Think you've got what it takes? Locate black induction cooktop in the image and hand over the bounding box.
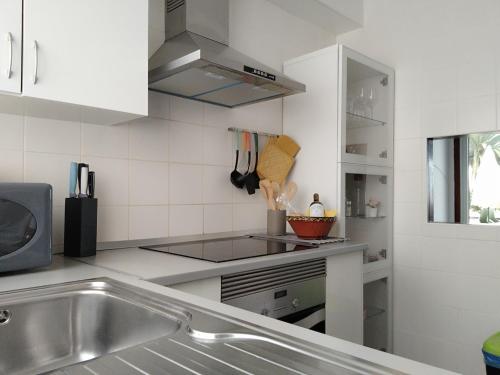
[139,236,319,263]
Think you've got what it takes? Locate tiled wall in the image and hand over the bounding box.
[0,92,282,247]
[338,0,500,373]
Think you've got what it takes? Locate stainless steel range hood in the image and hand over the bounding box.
[148,0,306,108]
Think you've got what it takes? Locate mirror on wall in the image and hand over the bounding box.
[427,131,500,224]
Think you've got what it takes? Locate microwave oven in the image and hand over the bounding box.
[0,183,52,273]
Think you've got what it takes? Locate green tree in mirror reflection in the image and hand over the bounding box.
[468,133,500,224]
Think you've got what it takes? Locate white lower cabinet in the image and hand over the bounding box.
[325,251,364,344]
[169,277,222,302]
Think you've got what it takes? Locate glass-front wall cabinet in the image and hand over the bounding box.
[339,47,394,167]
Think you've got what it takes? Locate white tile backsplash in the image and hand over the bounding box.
[25,116,81,155]
[129,160,169,205]
[457,95,496,134]
[169,163,203,205]
[129,117,169,161]
[52,205,65,246]
[393,235,422,268]
[422,66,457,104]
[421,100,456,137]
[203,204,233,234]
[168,121,203,164]
[84,156,129,206]
[0,113,23,150]
[394,202,422,235]
[82,123,129,159]
[203,126,233,166]
[233,98,282,134]
[420,237,460,273]
[395,138,422,171]
[24,152,80,204]
[169,205,204,236]
[394,106,420,140]
[394,170,422,203]
[0,149,23,182]
[203,165,233,204]
[97,206,129,242]
[458,60,496,99]
[0,89,276,245]
[233,203,267,231]
[170,96,204,125]
[204,103,232,128]
[129,205,169,239]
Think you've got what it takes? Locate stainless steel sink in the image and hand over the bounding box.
[0,279,402,375]
[0,280,187,375]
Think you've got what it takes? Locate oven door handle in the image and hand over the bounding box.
[293,307,325,330]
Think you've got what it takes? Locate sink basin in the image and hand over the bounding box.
[0,279,401,375]
[0,280,186,375]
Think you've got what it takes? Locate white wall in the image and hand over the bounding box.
[338,0,500,373]
[229,0,337,72]
[0,1,335,249]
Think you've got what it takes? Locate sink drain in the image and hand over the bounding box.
[0,310,11,325]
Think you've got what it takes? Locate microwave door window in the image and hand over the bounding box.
[0,199,37,256]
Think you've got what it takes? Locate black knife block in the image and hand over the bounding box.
[64,197,98,257]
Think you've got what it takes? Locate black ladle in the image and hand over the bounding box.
[235,132,252,188]
[245,133,260,195]
[230,131,243,188]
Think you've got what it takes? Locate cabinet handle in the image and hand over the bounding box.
[5,32,12,79]
[32,40,38,85]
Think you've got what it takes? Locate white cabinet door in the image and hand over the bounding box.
[325,251,364,344]
[22,0,148,116]
[0,0,22,94]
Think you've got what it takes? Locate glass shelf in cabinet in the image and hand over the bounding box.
[364,305,386,320]
[346,112,386,129]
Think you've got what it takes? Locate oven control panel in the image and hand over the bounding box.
[224,276,325,320]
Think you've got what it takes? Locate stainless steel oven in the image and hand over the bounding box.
[222,258,326,333]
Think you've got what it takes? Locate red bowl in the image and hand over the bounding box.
[287,216,336,239]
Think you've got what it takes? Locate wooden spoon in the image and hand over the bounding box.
[259,180,271,209]
[260,179,275,210]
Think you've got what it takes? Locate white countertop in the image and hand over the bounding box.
[0,237,457,375]
[76,238,367,285]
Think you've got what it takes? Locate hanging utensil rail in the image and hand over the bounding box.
[228,127,280,138]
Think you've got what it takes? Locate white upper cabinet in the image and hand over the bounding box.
[0,0,22,94]
[20,0,148,121]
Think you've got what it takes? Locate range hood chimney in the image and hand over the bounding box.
[148,0,306,108]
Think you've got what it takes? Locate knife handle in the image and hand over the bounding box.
[78,165,89,198]
[69,162,78,197]
[88,171,95,199]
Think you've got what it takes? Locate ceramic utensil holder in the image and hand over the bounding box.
[267,209,286,236]
[64,197,98,257]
